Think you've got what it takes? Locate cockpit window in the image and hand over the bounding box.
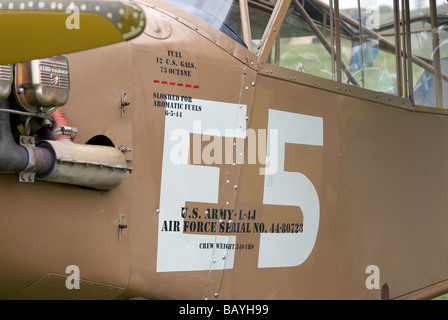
[164,0,448,109]
[255,0,448,109]
[163,0,247,47]
[407,1,448,108]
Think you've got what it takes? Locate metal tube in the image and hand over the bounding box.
[257,0,292,67]
[401,0,408,98]
[430,0,443,108]
[393,0,403,97]
[323,11,327,37]
[0,99,128,189]
[307,0,448,83]
[275,30,280,66]
[329,0,335,81]
[357,0,365,88]
[239,0,253,51]
[37,140,129,190]
[0,99,29,173]
[405,0,414,103]
[0,99,53,179]
[292,0,359,86]
[334,0,342,82]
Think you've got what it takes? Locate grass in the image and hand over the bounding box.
[432,293,448,300]
[274,40,402,93]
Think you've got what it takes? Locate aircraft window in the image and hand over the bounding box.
[165,0,447,108]
[163,0,247,47]
[246,4,333,77]
[246,7,273,53]
[407,1,448,108]
[255,0,447,109]
[338,1,399,94]
[260,1,400,92]
[274,7,335,80]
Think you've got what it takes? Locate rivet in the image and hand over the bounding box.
[156,209,160,214]
[234,185,238,190]
[214,293,219,298]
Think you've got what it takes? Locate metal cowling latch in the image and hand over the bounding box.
[118,214,127,241]
[120,91,130,117]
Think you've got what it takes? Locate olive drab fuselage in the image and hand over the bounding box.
[1,0,448,300]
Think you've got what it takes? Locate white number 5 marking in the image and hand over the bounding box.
[258,109,323,268]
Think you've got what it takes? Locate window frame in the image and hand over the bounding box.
[248,0,448,113]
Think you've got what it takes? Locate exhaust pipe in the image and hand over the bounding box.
[0,99,130,190]
[37,139,129,190]
[0,99,29,172]
[0,56,130,190]
[0,99,52,175]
